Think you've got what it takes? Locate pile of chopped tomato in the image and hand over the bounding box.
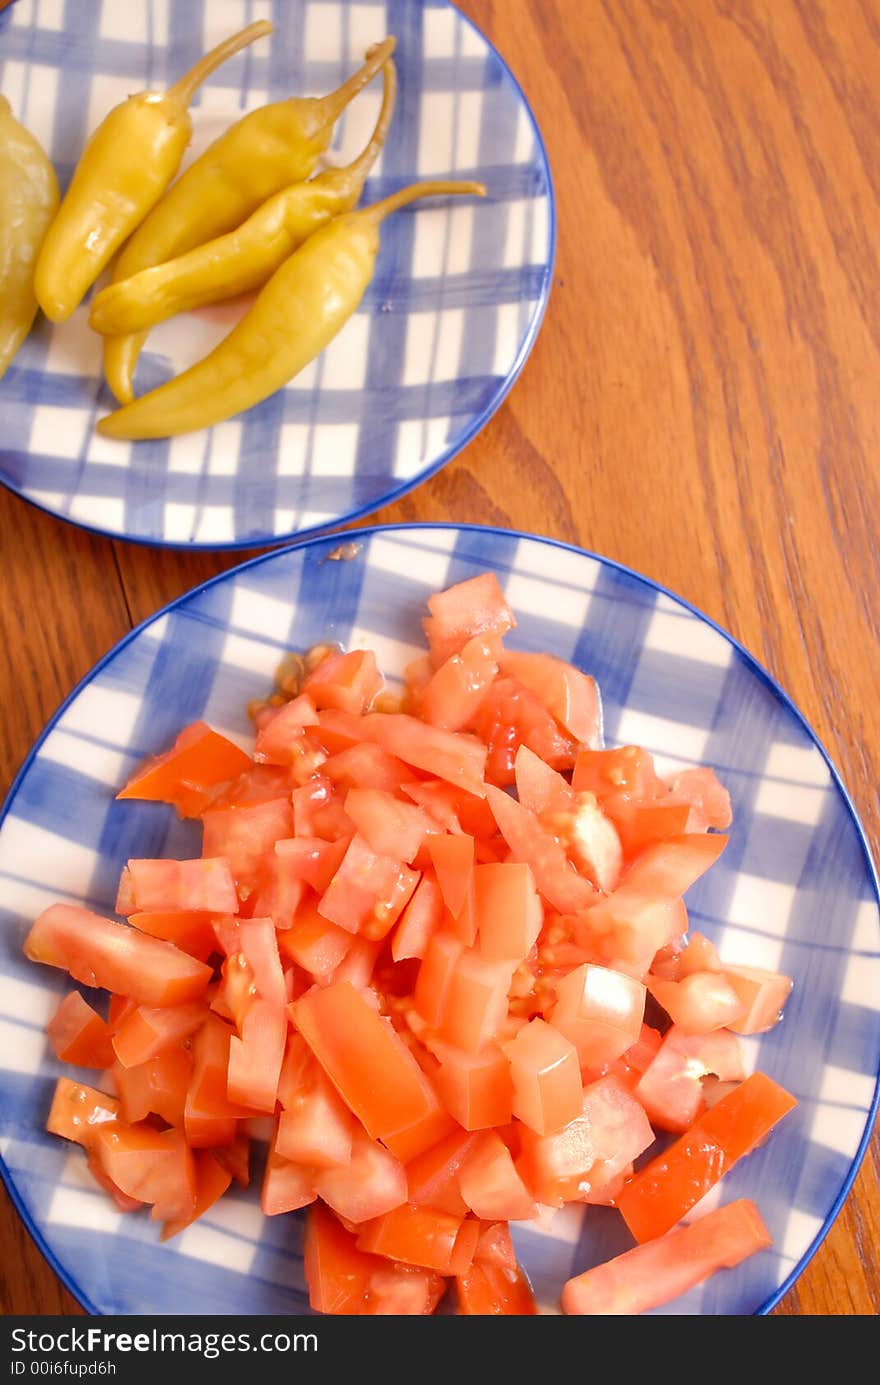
[27,572,796,1315]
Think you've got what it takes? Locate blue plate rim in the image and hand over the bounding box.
[0,0,557,553]
[1,520,877,1316]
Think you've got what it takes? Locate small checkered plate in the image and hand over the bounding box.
[1,525,877,1314]
[0,1,553,548]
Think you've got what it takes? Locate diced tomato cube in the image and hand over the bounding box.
[504,1018,582,1136]
[613,801,692,860]
[420,634,500,731]
[647,970,746,1035]
[457,1131,537,1221]
[575,891,687,969]
[500,651,602,747]
[345,788,433,863]
[253,694,319,766]
[46,1078,120,1147]
[111,1001,206,1069]
[406,1129,479,1216]
[414,931,464,1027]
[457,1260,537,1315]
[303,649,384,715]
[318,833,407,937]
[201,799,294,885]
[722,964,794,1034]
[562,1199,771,1315]
[433,1042,514,1130]
[161,1150,232,1240]
[362,714,488,798]
[423,573,515,668]
[357,1202,468,1274]
[475,677,578,785]
[474,1220,517,1269]
[276,1063,353,1168]
[293,981,443,1147]
[474,862,543,962]
[278,898,353,980]
[116,858,238,915]
[323,742,412,792]
[438,949,515,1054]
[634,1025,745,1133]
[543,792,623,894]
[668,767,733,831]
[551,963,646,1070]
[227,997,286,1113]
[48,992,114,1069]
[572,745,666,806]
[304,1201,373,1313]
[93,1123,196,1223]
[392,873,444,962]
[485,785,595,915]
[314,1127,408,1223]
[113,1046,191,1126]
[129,911,217,962]
[260,1149,316,1216]
[623,833,728,897]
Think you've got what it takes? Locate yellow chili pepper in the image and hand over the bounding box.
[89,58,397,339]
[33,20,272,323]
[0,97,59,381]
[102,37,396,406]
[96,179,486,441]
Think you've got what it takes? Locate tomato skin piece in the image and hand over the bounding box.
[618,1072,797,1242]
[423,573,515,668]
[129,911,217,962]
[474,862,543,963]
[111,1001,206,1069]
[500,651,602,748]
[392,873,444,962]
[420,634,500,732]
[504,1018,582,1137]
[48,992,115,1069]
[117,722,252,816]
[457,1131,537,1221]
[46,1078,120,1147]
[551,963,646,1070]
[646,971,745,1035]
[433,1043,514,1130]
[161,1150,232,1240]
[722,964,793,1035]
[562,1198,771,1315]
[314,1127,408,1224]
[356,1202,466,1274]
[457,1260,537,1315]
[303,649,384,715]
[228,997,286,1113]
[485,785,595,915]
[116,858,238,916]
[293,981,443,1147]
[25,904,212,1007]
[361,713,488,798]
[406,1129,479,1216]
[260,1150,317,1216]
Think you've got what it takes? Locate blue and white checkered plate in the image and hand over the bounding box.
[1,525,878,1315]
[0,1,553,548]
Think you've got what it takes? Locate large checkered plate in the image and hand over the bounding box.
[1,525,877,1314]
[0,1,553,547]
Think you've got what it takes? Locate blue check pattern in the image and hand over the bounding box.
[0,0,553,547]
[0,526,877,1315]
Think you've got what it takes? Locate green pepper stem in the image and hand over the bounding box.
[167,19,273,108]
[361,180,487,226]
[342,58,397,189]
[320,36,397,123]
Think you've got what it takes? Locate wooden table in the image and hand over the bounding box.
[1,0,877,1316]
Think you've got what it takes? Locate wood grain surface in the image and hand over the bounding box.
[1,0,878,1317]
